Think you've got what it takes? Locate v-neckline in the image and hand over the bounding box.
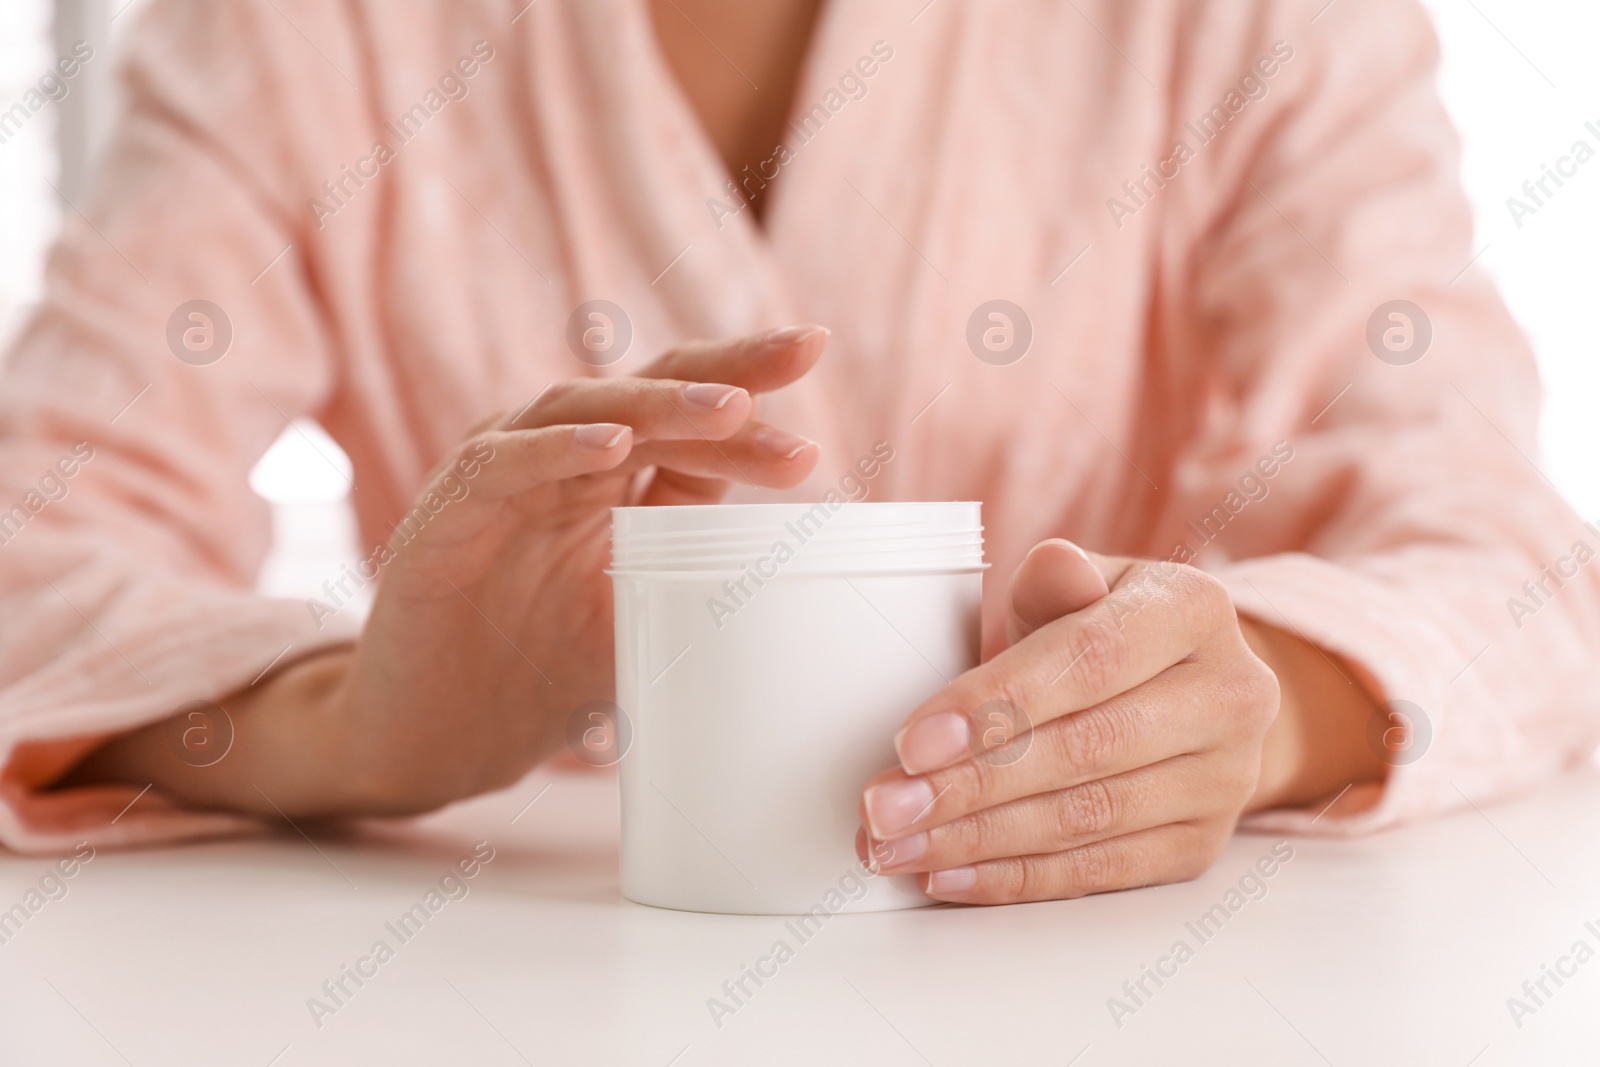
[633,0,841,245]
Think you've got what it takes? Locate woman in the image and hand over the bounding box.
[0,0,1595,905]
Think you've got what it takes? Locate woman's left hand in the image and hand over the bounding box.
[856,539,1281,904]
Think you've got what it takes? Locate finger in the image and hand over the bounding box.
[919,822,1225,905]
[1007,539,1111,645]
[464,423,633,498]
[861,659,1269,839]
[893,558,1236,775]
[636,468,731,508]
[480,324,823,440]
[619,423,820,489]
[627,420,820,504]
[870,755,1233,874]
[639,323,828,394]
[505,377,754,440]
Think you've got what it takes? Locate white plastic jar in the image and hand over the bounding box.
[609,501,985,914]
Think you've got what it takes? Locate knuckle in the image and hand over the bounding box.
[1063,706,1125,778]
[1171,561,1226,603]
[1223,656,1281,734]
[539,378,579,407]
[1161,562,1232,627]
[734,332,770,360]
[976,680,1038,759]
[638,347,680,380]
[624,377,662,406]
[942,752,1001,809]
[985,676,1034,723]
[1007,858,1034,904]
[1055,778,1119,841]
[1072,610,1131,695]
[1066,840,1118,894]
[455,435,495,470]
[1247,660,1281,723]
[932,811,985,861]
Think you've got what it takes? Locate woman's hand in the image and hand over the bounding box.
[331,324,828,812]
[67,325,829,818]
[856,539,1286,904]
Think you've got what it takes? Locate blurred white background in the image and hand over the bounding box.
[0,0,1596,605]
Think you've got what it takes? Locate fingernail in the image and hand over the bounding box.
[763,324,828,346]
[926,866,977,896]
[874,832,927,871]
[1057,538,1092,563]
[1033,538,1090,564]
[683,383,744,409]
[752,426,814,459]
[574,423,628,449]
[863,778,935,839]
[894,711,970,775]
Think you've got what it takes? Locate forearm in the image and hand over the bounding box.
[57,598,1384,828]
[58,647,370,820]
[1240,616,1387,813]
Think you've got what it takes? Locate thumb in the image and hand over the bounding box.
[1006,539,1113,646]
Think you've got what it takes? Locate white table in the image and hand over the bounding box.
[3,763,1598,1066]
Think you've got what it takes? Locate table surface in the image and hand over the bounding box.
[3,763,1599,1067]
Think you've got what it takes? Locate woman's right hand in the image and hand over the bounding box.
[65,325,828,818]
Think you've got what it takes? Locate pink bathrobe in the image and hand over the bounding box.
[0,0,1595,853]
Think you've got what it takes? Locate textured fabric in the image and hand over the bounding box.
[0,0,1595,854]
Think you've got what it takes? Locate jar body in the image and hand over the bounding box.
[610,503,984,915]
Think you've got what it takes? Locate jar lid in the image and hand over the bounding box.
[609,501,986,576]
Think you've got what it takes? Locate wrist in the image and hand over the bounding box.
[227,646,369,816]
[1239,617,1387,813]
[59,646,365,819]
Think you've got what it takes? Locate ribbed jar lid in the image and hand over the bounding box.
[609,502,985,576]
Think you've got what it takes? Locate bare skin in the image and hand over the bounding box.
[856,541,1384,904]
[65,327,831,816]
[64,0,1385,898]
[646,0,827,222]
